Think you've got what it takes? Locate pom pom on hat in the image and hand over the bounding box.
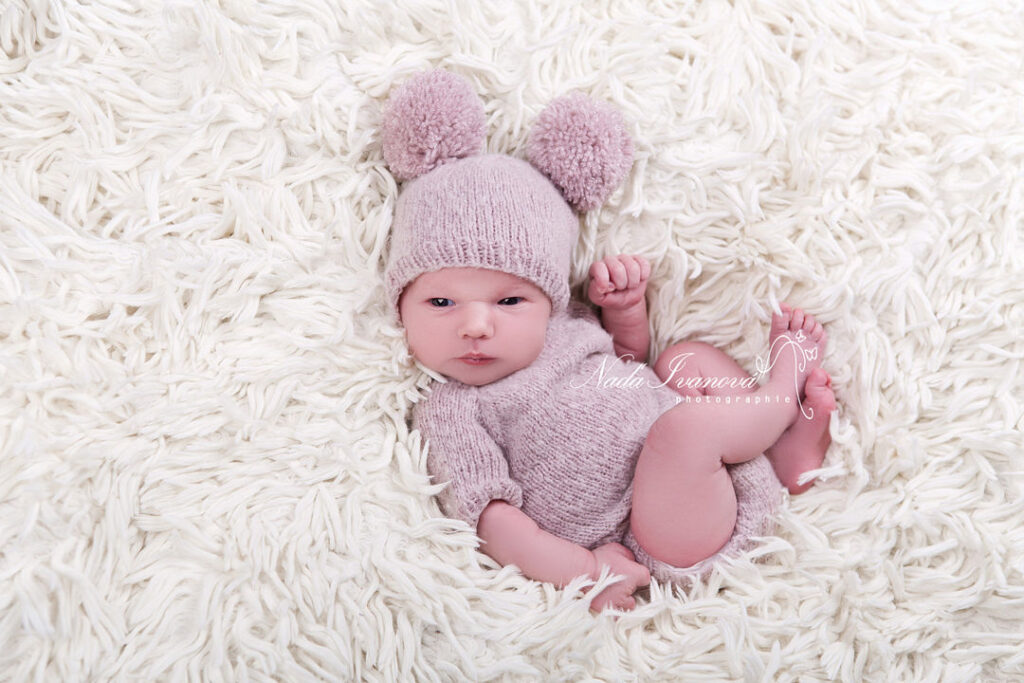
[527,92,633,212]
[381,70,487,182]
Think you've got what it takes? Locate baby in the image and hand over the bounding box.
[382,72,836,611]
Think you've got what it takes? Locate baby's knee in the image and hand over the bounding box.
[653,341,715,385]
[645,403,704,450]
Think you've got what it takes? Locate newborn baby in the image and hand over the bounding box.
[382,71,836,611]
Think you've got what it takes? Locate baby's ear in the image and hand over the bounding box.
[381,70,486,182]
[527,93,633,212]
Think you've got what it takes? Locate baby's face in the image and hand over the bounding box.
[399,267,552,386]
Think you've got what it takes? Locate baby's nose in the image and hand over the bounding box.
[459,303,494,338]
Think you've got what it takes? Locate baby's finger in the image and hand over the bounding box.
[634,565,651,587]
[620,256,642,288]
[589,260,612,291]
[606,543,633,560]
[638,256,651,282]
[604,256,629,289]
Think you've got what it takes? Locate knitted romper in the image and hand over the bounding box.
[415,302,781,585]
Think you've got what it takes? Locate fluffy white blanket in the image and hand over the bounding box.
[2,0,1022,680]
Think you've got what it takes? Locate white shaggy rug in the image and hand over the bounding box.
[2,0,1023,680]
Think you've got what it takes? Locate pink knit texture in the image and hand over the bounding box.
[381,72,637,318]
[527,92,634,212]
[414,304,782,583]
[384,155,578,314]
[381,70,486,181]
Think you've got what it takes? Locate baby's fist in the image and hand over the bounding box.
[587,542,651,612]
[587,255,650,310]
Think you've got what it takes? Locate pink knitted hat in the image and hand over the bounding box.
[381,70,633,313]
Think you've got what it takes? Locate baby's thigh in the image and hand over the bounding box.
[629,407,738,567]
[653,341,757,397]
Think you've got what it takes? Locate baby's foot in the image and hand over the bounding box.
[766,368,836,493]
[765,304,827,407]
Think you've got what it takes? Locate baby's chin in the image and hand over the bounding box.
[439,359,526,386]
[443,367,514,386]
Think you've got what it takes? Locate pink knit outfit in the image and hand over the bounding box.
[414,303,781,583]
[383,70,781,585]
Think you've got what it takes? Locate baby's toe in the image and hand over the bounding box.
[791,308,806,332]
[771,307,792,336]
[802,312,817,334]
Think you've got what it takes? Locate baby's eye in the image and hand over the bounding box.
[429,298,454,307]
[498,297,523,306]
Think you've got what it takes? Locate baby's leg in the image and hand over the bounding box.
[631,384,798,567]
[653,307,835,493]
[765,368,835,493]
[653,340,760,399]
[631,307,827,567]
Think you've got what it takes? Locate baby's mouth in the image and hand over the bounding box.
[459,352,495,365]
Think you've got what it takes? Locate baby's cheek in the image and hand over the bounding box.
[408,334,436,362]
[404,324,437,365]
[523,324,548,362]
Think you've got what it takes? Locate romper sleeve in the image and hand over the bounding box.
[413,382,523,529]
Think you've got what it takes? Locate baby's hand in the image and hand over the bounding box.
[587,542,651,612]
[587,255,650,311]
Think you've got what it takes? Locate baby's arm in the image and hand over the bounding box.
[477,500,650,611]
[587,255,651,363]
[416,386,649,610]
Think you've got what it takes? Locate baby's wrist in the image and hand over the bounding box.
[600,297,647,320]
[600,301,649,346]
[584,549,601,580]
